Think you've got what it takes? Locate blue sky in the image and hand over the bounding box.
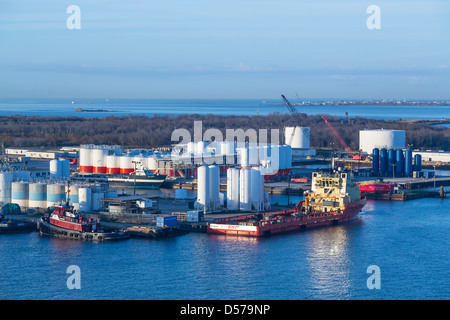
[0,0,449,99]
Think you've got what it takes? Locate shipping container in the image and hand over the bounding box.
[186,210,204,223]
[156,215,178,227]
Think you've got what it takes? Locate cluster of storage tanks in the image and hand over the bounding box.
[196,165,221,212]
[195,165,268,213]
[238,144,292,171]
[226,167,269,212]
[0,172,113,213]
[371,148,422,177]
[79,144,166,174]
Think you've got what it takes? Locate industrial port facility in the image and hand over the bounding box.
[1,113,448,238]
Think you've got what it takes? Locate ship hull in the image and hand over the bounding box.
[37,218,129,241]
[0,221,36,234]
[207,198,366,237]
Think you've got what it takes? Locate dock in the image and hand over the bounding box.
[362,190,446,201]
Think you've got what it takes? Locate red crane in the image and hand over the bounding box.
[321,115,363,160]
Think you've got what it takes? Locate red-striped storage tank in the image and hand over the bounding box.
[119,156,134,174]
[92,149,108,174]
[79,147,93,173]
[106,155,120,174]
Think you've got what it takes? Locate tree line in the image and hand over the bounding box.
[0,113,448,151]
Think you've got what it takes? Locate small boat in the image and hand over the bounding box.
[0,214,36,234]
[37,203,129,241]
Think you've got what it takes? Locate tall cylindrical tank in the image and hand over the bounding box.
[46,184,65,207]
[388,149,396,175]
[146,157,159,171]
[284,145,292,169]
[209,165,220,211]
[197,166,210,212]
[50,159,61,178]
[251,168,261,211]
[372,148,380,174]
[28,183,47,208]
[92,192,104,211]
[238,147,249,168]
[79,187,92,213]
[119,156,134,174]
[11,181,29,208]
[248,146,259,166]
[239,168,251,211]
[226,168,239,210]
[284,127,310,149]
[60,159,70,178]
[196,141,207,155]
[79,147,93,173]
[414,154,422,172]
[395,149,404,176]
[92,149,108,174]
[404,150,413,176]
[0,172,13,203]
[186,142,196,154]
[66,184,79,210]
[106,155,120,174]
[380,148,388,174]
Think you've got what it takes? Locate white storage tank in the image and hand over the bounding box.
[197,166,210,212]
[284,127,310,149]
[270,144,282,171]
[60,159,71,178]
[146,156,159,171]
[238,147,249,168]
[248,146,259,166]
[92,149,108,174]
[196,141,207,155]
[49,159,61,178]
[46,184,65,207]
[186,142,196,155]
[28,183,47,208]
[226,168,239,210]
[359,129,406,153]
[0,172,13,203]
[79,146,93,173]
[11,181,29,208]
[78,187,92,212]
[251,168,261,211]
[209,165,220,211]
[106,155,120,174]
[283,145,292,169]
[119,156,134,174]
[239,168,251,211]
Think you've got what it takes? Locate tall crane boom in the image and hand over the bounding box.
[321,115,362,160]
[281,94,297,114]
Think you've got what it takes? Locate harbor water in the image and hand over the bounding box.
[0,197,448,300]
[0,98,449,120]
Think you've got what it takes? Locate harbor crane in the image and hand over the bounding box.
[281,94,363,160]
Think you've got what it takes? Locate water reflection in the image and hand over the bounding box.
[303,226,353,299]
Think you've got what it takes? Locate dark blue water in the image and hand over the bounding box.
[0,98,449,120]
[1,198,448,300]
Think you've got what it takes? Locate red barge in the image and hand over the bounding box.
[207,172,366,237]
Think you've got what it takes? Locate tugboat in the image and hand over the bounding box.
[37,203,129,241]
[0,214,35,234]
